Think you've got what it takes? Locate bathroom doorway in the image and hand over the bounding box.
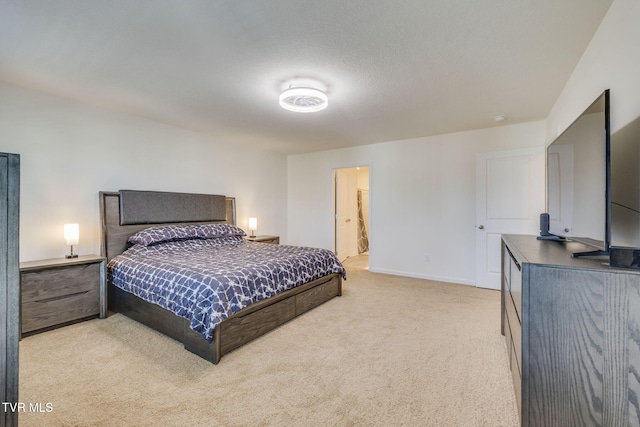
[334,166,370,269]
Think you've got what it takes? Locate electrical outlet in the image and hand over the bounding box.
[424,254,431,262]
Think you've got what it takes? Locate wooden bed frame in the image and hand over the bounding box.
[99,190,342,364]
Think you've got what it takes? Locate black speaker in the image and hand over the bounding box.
[539,213,551,236]
[537,213,564,240]
[610,246,640,269]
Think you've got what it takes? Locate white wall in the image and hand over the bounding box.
[0,83,288,262]
[546,0,640,141]
[288,121,545,285]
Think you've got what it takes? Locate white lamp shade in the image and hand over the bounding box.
[248,217,257,231]
[64,223,79,246]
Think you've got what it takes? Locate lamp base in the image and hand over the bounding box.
[65,254,78,259]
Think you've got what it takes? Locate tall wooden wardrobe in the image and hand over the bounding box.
[1,153,20,427]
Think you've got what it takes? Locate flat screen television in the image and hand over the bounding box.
[610,113,640,248]
[545,89,610,257]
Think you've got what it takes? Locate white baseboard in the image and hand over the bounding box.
[367,267,475,287]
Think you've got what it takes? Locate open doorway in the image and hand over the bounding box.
[334,166,370,269]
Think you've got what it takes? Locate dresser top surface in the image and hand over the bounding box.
[503,234,640,274]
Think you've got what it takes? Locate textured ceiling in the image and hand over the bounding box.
[0,0,613,154]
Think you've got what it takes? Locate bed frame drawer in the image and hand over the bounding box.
[296,275,341,315]
[220,295,296,354]
[218,275,342,357]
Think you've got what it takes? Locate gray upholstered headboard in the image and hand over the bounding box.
[100,190,236,261]
[119,190,227,225]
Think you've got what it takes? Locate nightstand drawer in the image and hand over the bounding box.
[20,255,106,336]
[21,287,100,333]
[21,263,100,303]
[245,235,280,244]
[256,237,279,244]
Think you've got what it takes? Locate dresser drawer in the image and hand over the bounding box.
[510,335,522,415]
[504,305,513,364]
[505,304,522,417]
[22,287,100,333]
[503,248,511,288]
[505,292,522,370]
[21,263,100,303]
[509,257,522,320]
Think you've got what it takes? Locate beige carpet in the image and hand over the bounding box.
[19,259,519,426]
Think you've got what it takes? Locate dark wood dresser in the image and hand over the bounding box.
[502,234,640,426]
[20,255,106,336]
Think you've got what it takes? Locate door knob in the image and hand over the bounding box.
[478,225,484,230]
[346,219,351,222]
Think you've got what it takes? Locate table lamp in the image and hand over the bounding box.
[64,223,79,259]
[248,217,257,238]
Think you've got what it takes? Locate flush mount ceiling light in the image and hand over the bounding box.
[279,84,328,113]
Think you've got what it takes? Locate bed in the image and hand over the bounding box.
[100,190,344,364]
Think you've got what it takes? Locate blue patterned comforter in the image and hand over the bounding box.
[107,236,346,342]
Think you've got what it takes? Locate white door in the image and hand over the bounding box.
[547,143,574,237]
[476,147,545,289]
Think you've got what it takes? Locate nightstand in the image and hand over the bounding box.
[244,235,280,244]
[20,255,106,336]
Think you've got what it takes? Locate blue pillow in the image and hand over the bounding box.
[128,224,246,246]
[193,224,246,239]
